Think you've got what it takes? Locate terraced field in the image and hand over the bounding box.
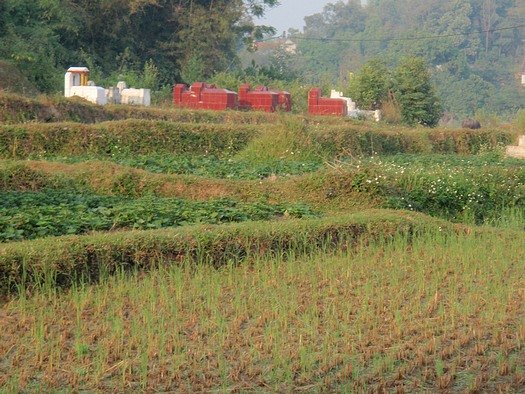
[0,93,524,391]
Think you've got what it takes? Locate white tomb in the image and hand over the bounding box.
[121,88,151,106]
[330,89,381,122]
[64,67,107,105]
[69,85,107,105]
[330,90,356,113]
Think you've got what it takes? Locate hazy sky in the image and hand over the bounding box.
[258,0,335,34]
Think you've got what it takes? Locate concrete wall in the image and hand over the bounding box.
[121,88,151,106]
[69,86,107,105]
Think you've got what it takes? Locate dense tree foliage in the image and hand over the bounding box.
[392,57,443,126]
[0,0,277,92]
[292,0,524,119]
[347,59,389,110]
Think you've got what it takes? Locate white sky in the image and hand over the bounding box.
[258,0,335,34]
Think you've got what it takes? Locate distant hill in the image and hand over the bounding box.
[0,61,38,95]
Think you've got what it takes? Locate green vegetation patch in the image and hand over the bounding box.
[0,190,315,242]
[0,61,38,95]
[51,154,322,180]
[337,154,525,225]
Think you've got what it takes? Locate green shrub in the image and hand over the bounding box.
[347,59,389,110]
[392,57,442,127]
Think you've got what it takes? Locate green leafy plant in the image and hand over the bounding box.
[0,190,317,242]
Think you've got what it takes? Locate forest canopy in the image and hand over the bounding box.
[0,0,277,92]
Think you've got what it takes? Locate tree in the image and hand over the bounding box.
[0,0,79,92]
[0,0,279,92]
[347,59,389,110]
[392,57,443,126]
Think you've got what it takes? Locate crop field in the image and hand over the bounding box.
[0,93,524,392]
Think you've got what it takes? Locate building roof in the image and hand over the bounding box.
[67,67,90,73]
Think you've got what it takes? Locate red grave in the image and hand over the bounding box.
[308,88,348,116]
[173,82,237,111]
[238,84,292,113]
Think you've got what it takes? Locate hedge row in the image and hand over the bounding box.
[314,124,519,156]
[0,119,260,158]
[0,210,454,296]
[0,118,518,160]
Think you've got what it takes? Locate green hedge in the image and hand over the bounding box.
[0,120,260,158]
[313,124,518,156]
[0,210,454,296]
[0,119,518,161]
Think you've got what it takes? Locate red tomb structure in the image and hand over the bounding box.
[173,82,237,111]
[308,88,348,116]
[238,84,292,112]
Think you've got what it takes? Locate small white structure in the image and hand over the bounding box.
[331,90,357,112]
[283,39,297,55]
[330,90,381,122]
[64,66,89,97]
[64,67,107,105]
[64,67,151,106]
[114,81,151,106]
[121,88,151,106]
[70,85,108,106]
[506,135,525,159]
[105,87,121,105]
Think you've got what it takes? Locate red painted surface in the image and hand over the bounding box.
[308,88,347,116]
[173,82,237,110]
[238,84,292,113]
[278,91,292,112]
